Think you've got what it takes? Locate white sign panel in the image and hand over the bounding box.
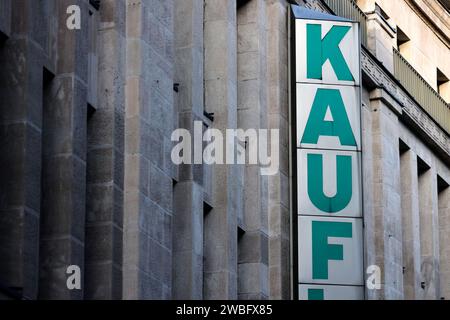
[295,19,361,86]
[296,84,361,151]
[291,5,364,300]
[299,284,364,300]
[297,149,362,217]
[298,216,364,285]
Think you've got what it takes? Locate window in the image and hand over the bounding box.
[376,3,390,21]
[397,27,410,51]
[437,68,450,102]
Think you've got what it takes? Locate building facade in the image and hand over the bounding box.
[0,0,448,300]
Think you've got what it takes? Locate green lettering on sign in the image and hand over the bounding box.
[301,88,356,147]
[307,24,354,81]
[308,288,324,300]
[312,220,352,279]
[307,153,352,213]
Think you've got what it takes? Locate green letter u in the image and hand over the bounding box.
[307,153,352,213]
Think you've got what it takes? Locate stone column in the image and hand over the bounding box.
[85,0,126,300]
[203,0,240,300]
[237,0,269,300]
[367,90,404,299]
[123,0,175,299]
[400,148,422,299]
[172,0,206,299]
[38,0,89,300]
[357,0,395,72]
[0,0,49,300]
[361,92,375,300]
[438,182,450,299]
[418,165,440,299]
[266,0,291,300]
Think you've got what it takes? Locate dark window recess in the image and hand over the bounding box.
[0,31,7,44]
[237,0,252,9]
[375,3,390,21]
[202,201,213,297]
[438,175,449,194]
[399,139,409,155]
[417,156,430,176]
[87,103,96,119]
[437,68,449,95]
[43,67,54,85]
[89,0,100,10]
[374,3,396,32]
[397,27,410,50]
[39,67,55,300]
[237,226,245,241]
[204,111,214,122]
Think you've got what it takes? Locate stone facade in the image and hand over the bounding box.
[0,0,448,300]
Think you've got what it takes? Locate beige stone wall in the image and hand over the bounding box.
[358,0,450,97]
[362,82,450,301]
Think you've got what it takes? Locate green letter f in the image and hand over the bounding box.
[312,221,352,279]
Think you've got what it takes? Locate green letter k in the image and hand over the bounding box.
[307,24,354,81]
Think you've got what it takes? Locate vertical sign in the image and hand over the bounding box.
[290,6,364,300]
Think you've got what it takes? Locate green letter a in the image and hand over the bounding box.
[301,88,356,147]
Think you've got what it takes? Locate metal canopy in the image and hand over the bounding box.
[291,4,353,22]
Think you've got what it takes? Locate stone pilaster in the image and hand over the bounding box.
[400,148,422,299]
[172,0,206,299]
[357,0,396,72]
[237,0,269,300]
[367,90,404,299]
[85,0,126,300]
[418,165,440,299]
[38,0,90,300]
[438,182,450,299]
[266,0,291,300]
[123,0,175,300]
[0,0,48,300]
[203,0,240,300]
